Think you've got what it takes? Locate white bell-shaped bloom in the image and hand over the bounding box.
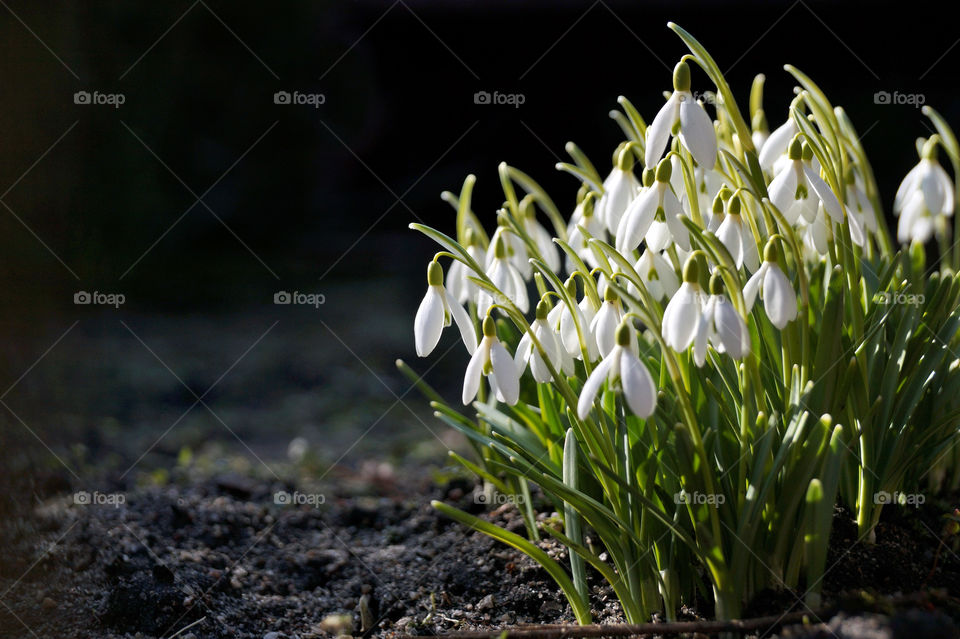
[515,301,571,383]
[521,199,561,272]
[415,261,478,357]
[692,275,751,367]
[590,287,626,357]
[682,166,726,231]
[596,164,640,234]
[617,158,691,252]
[577,323,657,419]
[558,280,599,361]
[716,195,760,271]
[768,137,843,225]
[845,170,877,236]
[743,241,798,330]
[478,234,529,316]
[646,61,717,170]
[633,249,679,301]
[463,316,520,406]
[894,142,954,244]
[661,256,706,353]
[566,194,604,273]
[758,117,799,173]
[486,225,531,280]
[447,230,486,304]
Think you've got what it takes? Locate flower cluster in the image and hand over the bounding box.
[405,23,960,625]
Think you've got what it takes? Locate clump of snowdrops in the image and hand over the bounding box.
[398,23,960,623]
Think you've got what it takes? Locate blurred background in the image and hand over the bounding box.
[0,0,957,489]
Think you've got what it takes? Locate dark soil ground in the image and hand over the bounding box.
[2,460,960,639]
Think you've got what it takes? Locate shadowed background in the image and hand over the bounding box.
[0,0,956,485]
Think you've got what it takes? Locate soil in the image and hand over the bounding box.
[2,462,960,639]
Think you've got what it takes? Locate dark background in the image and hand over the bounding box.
[0,0,956,480]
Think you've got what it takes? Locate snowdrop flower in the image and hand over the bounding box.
[844,169,877,236]
[595,154,640,234]
[617,158,691,253]
[634,249,679,301]
[646,61,717,170]
[520,197,561,272]
[415,261,478,357]
[716,194,760,271]
[751,109,769,153]
[447,228,485,304]
[515,300,571,383]
[566,192,603,273]
[692,273,751,367]
[758,117,799,173]
[744,240,798,330]
[478,234,529,316]
[894,138,954,244]
[462,316,520,406]
[768,137,843,225]
[559,278,599,361]
[577,322,657,419]
[661,255,706,353]
[486,223,531,279]
[590,286,626,357]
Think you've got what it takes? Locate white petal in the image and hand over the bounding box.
[508,263,530,313]
[616,187,659,252]
[462,341,487,404]
[920,161,946,216]
[894,163,923,213]
[847,208,866,247]
[768,163,800,222]
[592,302,620,357]
[717,217,743,268]
[933,162,955,215]
[490,341,519,405]
[602,170,640,232]
[803,165,843,222]
[713,298,749,358]
[620,350,657,418]
[664,203,691,251]
[808,212,829,255]
[576,351,617,419]
[741,223,760,272]
[445,291,478,354]
[415,286,446,357]
[662,282,701,351]
[763,265,797,329]
[645,93,681,169]
[759,119,798,172]
[678,95,717,170]
[514,332,532,374]
[743,263,767,311]
[693,309,710,367]
[646,220,671,253]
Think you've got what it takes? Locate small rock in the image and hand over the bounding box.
[264,632,287,639]
[477,594,495,610]
[41,597,56,610]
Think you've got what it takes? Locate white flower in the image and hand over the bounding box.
[463,317,520,406]
[596,164,640,234]
[768,136,843,226]
[617,158,691,252]
[478,234,529,316]
[486,225,531,279]
[716,195,759,271]
[559,280,599,361]
[758,117,799,173]
[743,242,798,330]
[415,261,478,357]
[447,230,485,304]
[661,257,705,353]
[566,193,604,273]
[515,302,570,383]
[633,250,679,301]
[577,323,657,419]
[646,61,717,170]
[894,145,954,244]
[751,110,769,154]
[845,171,877,236]
[521,200,561,272]
[691,276,751,367]
[590,288,626,357]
